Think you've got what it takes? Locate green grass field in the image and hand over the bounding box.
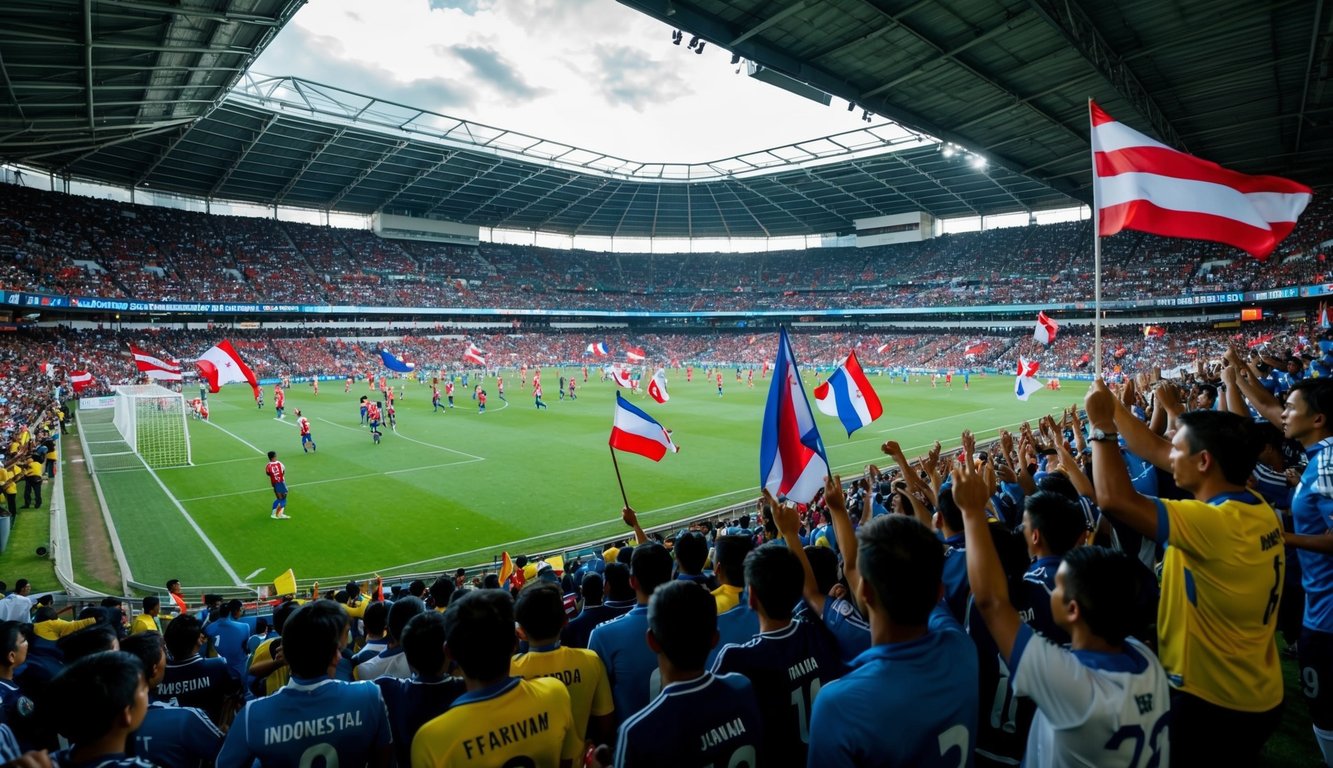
[80,369,1063,589]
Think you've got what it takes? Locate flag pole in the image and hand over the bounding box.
[1089,98,1103,375]
[609,445,631,510]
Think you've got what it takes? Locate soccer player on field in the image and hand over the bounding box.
[953,446,1171,767]
[477,389,487,414]
[534,380,547,410]
[386,401,397,431]
[511,582,615,744]
[806,512,978,766]
[432,383,443,413]
[359,395,369,426]
[367,402,383,445]
[266,451,289,519]
[497,375,506,402]
[345,376,352,393]
[686,365,693,383]
[611,581,765,768]
[296,410,316,453]
[568,377,577,400]
[716,372,723,397]
[710,533,847,765]
[256,385,264,410]
[217,601,393,768]
[445,380,455,408]
[274,384,285,419]
[311,378,318,397]
[411,590,582,768]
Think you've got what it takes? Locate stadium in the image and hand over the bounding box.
[0,0,1330,765]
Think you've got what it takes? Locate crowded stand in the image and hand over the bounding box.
[4,182,1332,312]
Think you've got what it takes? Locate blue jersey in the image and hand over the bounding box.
[131,701,224,768]
[819,596,871,662]
[217,676,391,768]
[373,675,467,768]
[711,619,847,764]
[940,533,970,623]
[808,605,978,767]
[614,672,764,768]
[561,599,634,649]
[48,751,155,768]
[156,655,241,727]
[707,600,760,668]
[1019,556,1069,646]
[204,617,252,680]
[588,605,657,723]
[1293,437,1333,631]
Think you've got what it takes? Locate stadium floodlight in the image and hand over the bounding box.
[970,154,988,169]
[111,384,192,468]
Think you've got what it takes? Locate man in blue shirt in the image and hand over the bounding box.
[373,610,465,768]
[564,564,636,649]
[204,599,252,681]
[158,614,241,728]
[936,487,971,623]
[806,513,979,766]
[217,600,392,768]
[121,631,224,768]
[614,581,764,768]
[589,542,673,724]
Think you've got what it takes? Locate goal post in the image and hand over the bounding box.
[111,384,192,468]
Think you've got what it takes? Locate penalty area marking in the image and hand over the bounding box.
[316,417,485,461]
[198,419,267,456]
[174,458,483,502]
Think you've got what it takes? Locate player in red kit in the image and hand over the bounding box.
[687,365,693,383]
[296,410,315,453]
[265,451,289,519]
[478,389,487,414]
[274,385,285,419]
[716,372,723,397]
[367,401,383,445]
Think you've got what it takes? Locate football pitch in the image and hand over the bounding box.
[76,369,1067,590]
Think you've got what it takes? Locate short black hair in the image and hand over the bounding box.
[1177,410,1261,485]
[226,599,243,617]
[648,581,716,671]
[1024,492,1086,557]
[1060,547,1145,645]
[857,515,943,626]
[49,651,145,745]
[804,545,840,595]
[142,595,159,613]
[267,450,276,460]
[408,579,427,598]
[281,600,349,679]
[935,486,964,532]
[272,599,300,634]
[119,632,165,678]
[515,582,566,642]
[631,543,673,596]
[1292,379,1333,424]
[744,543,804,621]
[166,579,180,592]
[580,572,605,603]
[14,579,28,593]
[401,610,448,677]
[163,613,202,661]
[1035,472,1079,502]
[444,590,515,682]
[387,597,425,643]
[429,576,455,609]
[0,621,24,665]
[675,531,709,575]
[604,562,633,601]
[362,601,390,636]
[713,535,754,587]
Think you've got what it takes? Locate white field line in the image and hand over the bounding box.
[316,417,485,461]
[199,419,266,456]
[159,456,254,470]
[246,568,265,580]
[140,461,244,586]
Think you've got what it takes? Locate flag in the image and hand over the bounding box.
[609,392,678,461]
[498,552,515,587]
[196,340,259,396]
[38,362,55,377]
[1034,311,1059,345]
[70,369,94,394]
[760,328,830,504]
[610,365,634,389]
[1143,325,1166,339]
[129,344,183,381]
[963,341,991,357]
[273,568,297,597]
[1090,100,1311,259]
[379,349,415,373]
[875,343,890,354]
[625,346,646,363]
[648,368,670,403]
[586,342,609,356]
[813,351,883,436]
[463,343,486,366]
[1320,302,1331,330]
[1014,357,1041,401]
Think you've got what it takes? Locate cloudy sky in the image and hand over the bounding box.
[249,0,889,164]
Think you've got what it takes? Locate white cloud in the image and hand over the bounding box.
[250,0,881,163]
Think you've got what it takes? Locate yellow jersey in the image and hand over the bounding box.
[23,461,41,479]
[2,468,16,495]
[247,636,290,696]
[510,644,614,739]
[411,677,582,767]
[711,584,743,614]
[130,613,162,635]
[1155,492,1284,711]
[34,617,96,642]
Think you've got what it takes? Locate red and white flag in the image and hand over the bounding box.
[463,343,486,366]
[647,368,669,403]
[70,370,94,394]
[610,365,634,389]
[196,340,258,396]
[625,346,646,363]
[1034,311,1059,345]
[1090,100,1311,259]
[129,344,183,381]
[1014,357,1041,402]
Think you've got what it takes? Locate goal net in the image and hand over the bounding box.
[111,384,192,468]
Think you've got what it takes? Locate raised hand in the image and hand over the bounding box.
[823,474,846,513]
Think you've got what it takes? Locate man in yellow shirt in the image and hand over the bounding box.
[412,590,582,768]
[1,462,17,518]
[710,535,754,614]
[131,596,163,635]
[21,457,42,509]
[32,606,98,642]
[1087,380,1284,763]
[511,582,614,745]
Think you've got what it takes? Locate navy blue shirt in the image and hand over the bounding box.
[131,701,224,768]
[707,598,761,668]
[941,533,970,623]
[615,672,764,768]
[373,674,467,768]
[588,605,656,724]
[561,598,634,649]
[156,655,241,727]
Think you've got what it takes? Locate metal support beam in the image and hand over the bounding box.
[378,154,452,212]
[1293,0,1329,155]
[730,1,806,47]
[326,141,406,210]
[274,128,344,204]
[860,9,1032,100]
[83,0,94,133]
[1026,0,1185,150]
[99,0,285,26]
[208,114,277,197]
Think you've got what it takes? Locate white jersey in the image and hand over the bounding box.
[1012,627,1170,768]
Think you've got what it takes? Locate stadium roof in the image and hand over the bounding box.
[0,0,1327,238]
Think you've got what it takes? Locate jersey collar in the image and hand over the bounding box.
[1306,436,1333,458]
[453,676,520,706]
